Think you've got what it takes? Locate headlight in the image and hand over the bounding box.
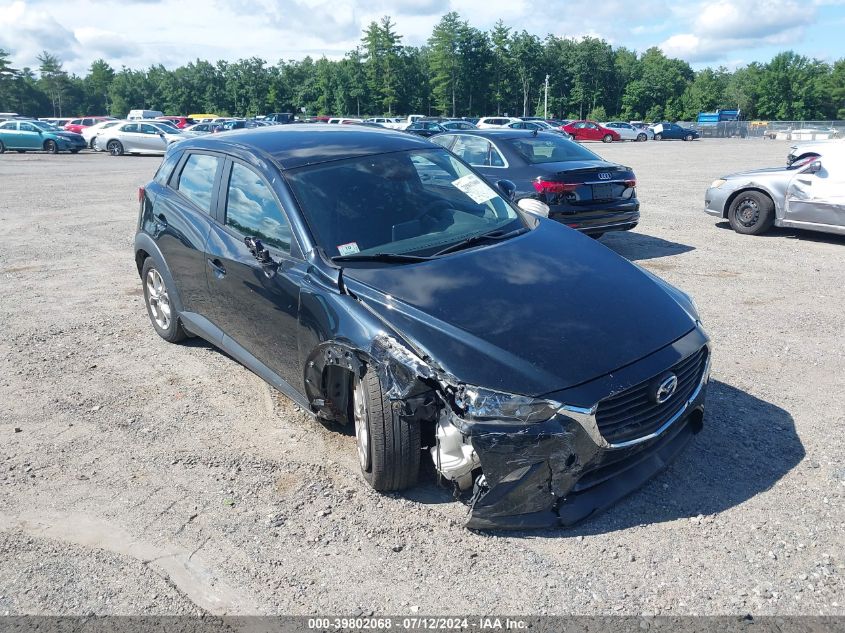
[455,385,560,424]
[710,179,727,189]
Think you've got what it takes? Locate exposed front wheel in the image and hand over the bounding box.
[602,134,613,143]
[107,140,124,156]
[141,258,186,343]
[684,134,694,141]
[353,370,420,491]
[44,140,58,154]
[728,191,775,235]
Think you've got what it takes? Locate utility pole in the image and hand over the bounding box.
[544,74,549,120]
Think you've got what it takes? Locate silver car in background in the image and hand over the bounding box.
[94,121,188,156]
[705,148,845,236]
[603,122,653,141]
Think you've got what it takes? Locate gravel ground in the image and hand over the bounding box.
[0,139,842,616]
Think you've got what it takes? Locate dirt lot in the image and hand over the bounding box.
[0,138,843,616]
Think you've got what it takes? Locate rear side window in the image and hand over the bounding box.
[154,150,183,185]
[450,136,506,167]
[225,163,291,252]
[177,154,220,212]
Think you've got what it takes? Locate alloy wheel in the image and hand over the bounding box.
[353,379,371,472]
[145,269,172,329]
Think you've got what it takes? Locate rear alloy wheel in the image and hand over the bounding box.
[107,140,124,156]
[637,133,647,142]
[654,133,663,141]
[353,370,420,491]
[602,134,613,143]
[728,191,775,235]
[44,140,58,154]
[141,258,186,343]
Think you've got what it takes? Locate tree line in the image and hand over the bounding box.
[1,13,844,122]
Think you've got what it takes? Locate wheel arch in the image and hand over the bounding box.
[134,233,185,314]
[723,186,778,219]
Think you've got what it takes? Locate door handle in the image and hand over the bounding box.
[207,258,226,278]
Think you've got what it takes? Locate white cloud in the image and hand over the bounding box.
[659,0,815,62]
[0,0,79,68]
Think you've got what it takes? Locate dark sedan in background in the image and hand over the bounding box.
[652,122,699,141]
[432,129,639,236]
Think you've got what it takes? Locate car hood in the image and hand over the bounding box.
[54,131,84,141]
[340,221,696,396]
[724,166,790,181]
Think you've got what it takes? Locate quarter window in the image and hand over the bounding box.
[177,153,220,213]
[121,123,139,133]
[225,163,291,252]
[0,122,15,130]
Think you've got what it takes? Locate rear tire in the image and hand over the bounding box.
[44,140,58,154]
[728,191,775,235]
[141,258,186,343]
[353,370,420,491]
[602,134,613,143]
[637,133,647,142]
[654,133,663,141]
[107,140,124,156]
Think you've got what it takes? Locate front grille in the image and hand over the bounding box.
[595,347,708,445]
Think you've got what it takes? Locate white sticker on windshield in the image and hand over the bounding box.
[337,242,360,256]
[451,174,497,204]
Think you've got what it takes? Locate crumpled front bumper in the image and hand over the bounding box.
[463,330,710,530]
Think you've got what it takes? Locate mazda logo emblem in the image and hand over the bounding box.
[598,172,611,180]
[652,373,678,404]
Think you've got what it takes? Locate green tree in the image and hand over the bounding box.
[362,16,403,115]
[428,12,464,116]
[37,51,69,116]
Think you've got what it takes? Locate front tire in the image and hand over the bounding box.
[107,140,124,156]
[684,133,694,141]
[654,133,663,140]
[44,140,58,154]
[141,258,186,343]
[728,191,775,235]
[602,134,613,143]
[353,370,420,491]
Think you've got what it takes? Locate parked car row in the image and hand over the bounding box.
[134,123,709,529]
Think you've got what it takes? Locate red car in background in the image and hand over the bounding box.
[64,116,113,134]
[156,116,196,129]
[563,120,621,143]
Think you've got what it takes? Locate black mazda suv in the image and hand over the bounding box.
[134,124,711,529]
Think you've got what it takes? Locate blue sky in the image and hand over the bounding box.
[1,0,843,74]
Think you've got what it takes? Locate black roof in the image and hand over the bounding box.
[178,124,434,170]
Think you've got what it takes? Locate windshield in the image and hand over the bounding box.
[286,148,525,259]
[508,135,600,164]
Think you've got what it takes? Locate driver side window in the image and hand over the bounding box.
[225,163,291,253]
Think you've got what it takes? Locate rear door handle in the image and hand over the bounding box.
[207,258,226,278]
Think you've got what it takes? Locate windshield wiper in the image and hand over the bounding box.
[331,252,433,264]
[433,227,528,257]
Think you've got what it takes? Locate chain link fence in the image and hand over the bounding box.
[675,120,845,140]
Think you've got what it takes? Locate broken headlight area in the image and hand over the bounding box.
[453,385,561,426]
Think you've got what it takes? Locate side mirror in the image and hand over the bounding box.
[244,236,278,276]
[496,179,517,201]
[807,160,822,174]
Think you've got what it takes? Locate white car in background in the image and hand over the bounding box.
[94,121,188,156]
[327,118,363,125]
[364,117,405,129]
[476,116,522,129]
[83,119,124,149]
[603,121,652,141]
